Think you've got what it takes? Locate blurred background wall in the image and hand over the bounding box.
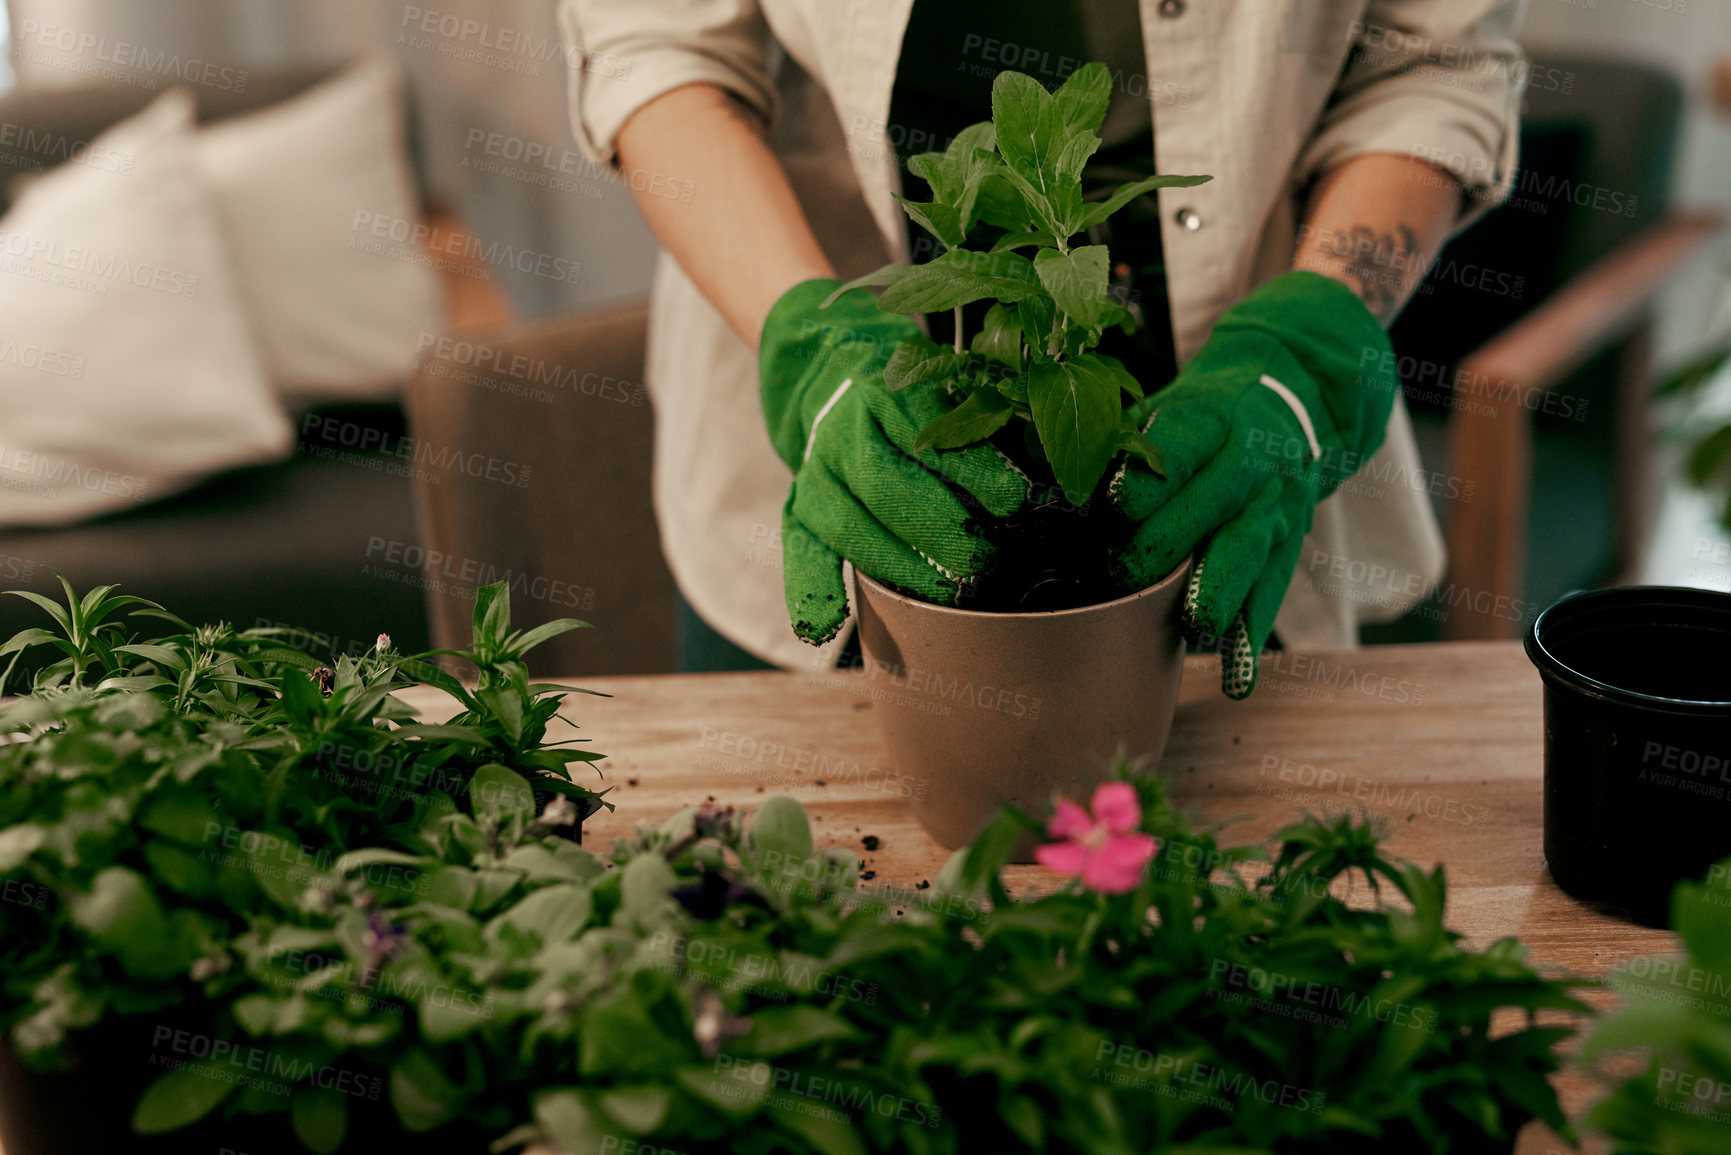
[1498,0,1731,587]
[4,0,1722,357]
[1520,0,1731,359]
[4,0,660,320]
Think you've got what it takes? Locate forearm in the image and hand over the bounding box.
[615,82,834,350]
[1291,153,1462,326]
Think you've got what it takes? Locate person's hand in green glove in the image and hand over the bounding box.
[760,278,1032,645]
[1108,271,1398,699]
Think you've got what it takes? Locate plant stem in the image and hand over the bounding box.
[953,306,964,354]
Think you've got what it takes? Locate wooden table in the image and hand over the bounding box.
[396,640,1678,1155]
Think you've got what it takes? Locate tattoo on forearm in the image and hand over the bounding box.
[1309,223,1426,324]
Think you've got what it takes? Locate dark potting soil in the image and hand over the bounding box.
[873,422,1138,613]
[954,490,1133,613]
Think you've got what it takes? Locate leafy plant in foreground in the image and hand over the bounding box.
[0,581,1590,1153]
[461,781,1587,1155]
[829,62,1211,505]
[1577,860,1731,1153]
[0,578,606,1073]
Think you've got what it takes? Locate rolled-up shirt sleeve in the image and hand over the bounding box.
[1293,0,1527,232]
[557,0,777,168]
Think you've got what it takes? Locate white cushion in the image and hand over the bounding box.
[0,90,291,528]
[194,56,444,405]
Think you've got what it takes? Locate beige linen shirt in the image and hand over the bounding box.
[557,0,1527,670]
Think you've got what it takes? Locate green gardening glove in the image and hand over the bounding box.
[1108,271,1397,699]
[760,279,1031,644]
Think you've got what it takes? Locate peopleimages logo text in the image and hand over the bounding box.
[15,21,250,91]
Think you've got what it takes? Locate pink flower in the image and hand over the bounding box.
[1033,782,1157,894]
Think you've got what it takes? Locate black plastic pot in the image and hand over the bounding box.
[1525,586,1731,926]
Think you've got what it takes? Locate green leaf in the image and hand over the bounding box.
[5,589,72,635]
[878,249,1043,314]
[884,336,970,391]
[500,843,588,882]
[112,643,187,671]
[142,840,216,898]
[231,993,282,1036]
[278,667,323,727]
[511,618,589,655]
[1674,878,1731,968]
[1054,125,1103,183]
[389,723,487,745]
[910,121,997,226]
[676,1064,770,1118]
[1002,1093,1045,1148]
[335,848,432,875]
[580,994,691,1077]
[598,1085,673,1134]
[1029,357,1125,503]
[1034,246,1112,330]
[470,763,535,827]
[1018,296,1058,357]
[243,832,329,912]
[423,865,481,910]
[1115,425,1167,478]
[988,229,1059,254]
[821,264,911,308]
[69,867,190,980]
[472,867,524,911]
[618,853,681,925]
[489,882,593,946]
[137,789,220,846]
[934,809,1027,915]
[896,196,964,251]
[0,824,45,872]
[0,627,63,691]
[1052,61,1112,134]
[991,70,1063,182]
[751,795,814,863]
[1079,172,1214,231]
[1686,425,1731,486]
[915,388,1016,451]
[476,684,524,743]
[419,988,488,1044]
[736,1006,858,1057]
[132,1063,234,1134]
[535,1089,607,1152]
[971,303,1024,370]
[768,1096,870,1155]
[950,123,1000,234]
[475,581,512,648]
[974,171,1040,234]
[991,163,1065,242]
[291,1085,348,1155]
[390,1049,458,1132]
[1095,352,1145,400]
[997,373,1030,404]
[907,151,959,202]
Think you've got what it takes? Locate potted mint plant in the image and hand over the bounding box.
[824,63,1210,851]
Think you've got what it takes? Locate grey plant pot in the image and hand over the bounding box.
[849,559,1193,860]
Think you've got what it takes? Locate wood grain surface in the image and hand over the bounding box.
[394,640,1686,1155]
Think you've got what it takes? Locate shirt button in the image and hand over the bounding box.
[1158,0,1185,16]
[1175,207,1203,231]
